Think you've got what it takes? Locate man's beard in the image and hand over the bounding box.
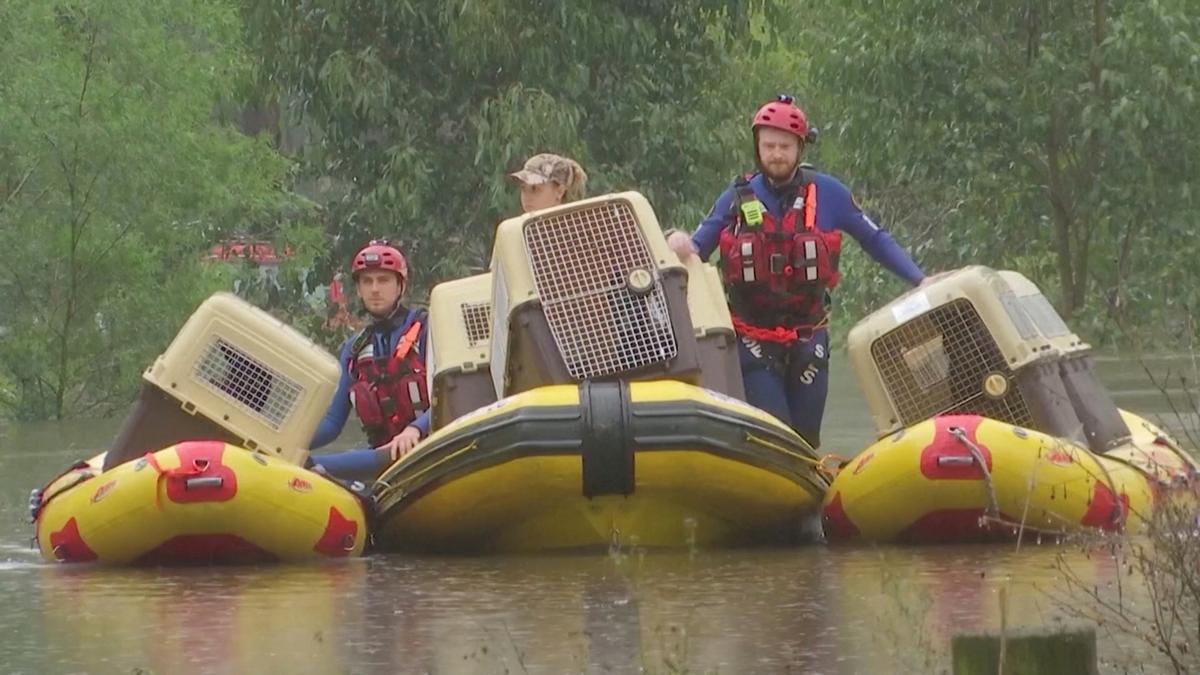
[762,162,797,183]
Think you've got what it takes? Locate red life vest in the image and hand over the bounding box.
[717,171,842,343]
[347,317,429,447]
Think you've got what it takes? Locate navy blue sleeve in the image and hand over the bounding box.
[825,178,925,286]
[310,448,386,480]
[411,409,431,437]
[310,338,355,449]
[691,186,738,261]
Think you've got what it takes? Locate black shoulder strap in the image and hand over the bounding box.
[349,329,371,360]
[732,173,757,203]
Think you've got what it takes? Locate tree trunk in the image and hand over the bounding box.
[1109,217,1138,333]
[1044,106,1078,316]
[1070,0,1108,314]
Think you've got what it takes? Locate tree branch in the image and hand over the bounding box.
[75,220,134,291]
[0,162,40,216]
[77,12,99,119]
[40,129,76,206]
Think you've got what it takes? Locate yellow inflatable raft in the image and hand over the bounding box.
[823,266,1200,543]
[821,411,1193,543]
[34,441,368,565]
[373,380,830,554]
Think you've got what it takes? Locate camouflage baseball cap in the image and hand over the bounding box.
[508,153,574,186]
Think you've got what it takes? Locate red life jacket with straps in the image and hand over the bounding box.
[717,169,842,343]
[347,313,429,447]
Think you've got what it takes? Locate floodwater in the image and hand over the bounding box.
[0,354,1194,674]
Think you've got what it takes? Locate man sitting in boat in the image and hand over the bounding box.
[308,240,431,479]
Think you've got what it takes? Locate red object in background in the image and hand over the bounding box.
[329,275,347,304]
[205,240,294,265]
[324,273,363,332]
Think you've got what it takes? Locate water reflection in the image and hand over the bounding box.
[0,537,1175,673]
[34,562,369,674]
[342,551,850,674]
[831,543,1158,674]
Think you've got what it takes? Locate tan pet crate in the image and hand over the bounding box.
[681,255,745,400]
[997,271,1087,356]
[487,191,741,399]
[848,266,1096,446]
[427,273,498,430]
[104,292,341,469]
[998,270,1130,451]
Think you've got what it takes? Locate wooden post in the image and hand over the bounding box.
[951,626,1098,675]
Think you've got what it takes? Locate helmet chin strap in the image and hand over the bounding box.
[382,297,406,322]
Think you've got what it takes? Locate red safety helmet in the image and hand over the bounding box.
[351,240,408,281]
[752,95,817,143]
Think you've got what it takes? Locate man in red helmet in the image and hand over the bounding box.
[667,95,926,449]
[308,240,431,478]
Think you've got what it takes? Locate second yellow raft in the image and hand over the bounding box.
[822,411,1193,543]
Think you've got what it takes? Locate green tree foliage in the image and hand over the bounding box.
[5,0,1195,420]
[805,0,1200,345]
[0,1,298,419]
[243,0,789,294]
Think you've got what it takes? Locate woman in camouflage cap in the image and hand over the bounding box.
[508,153,588,213]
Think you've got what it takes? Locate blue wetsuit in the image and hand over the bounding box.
[691,170,924,447]
[308,307,431,479]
